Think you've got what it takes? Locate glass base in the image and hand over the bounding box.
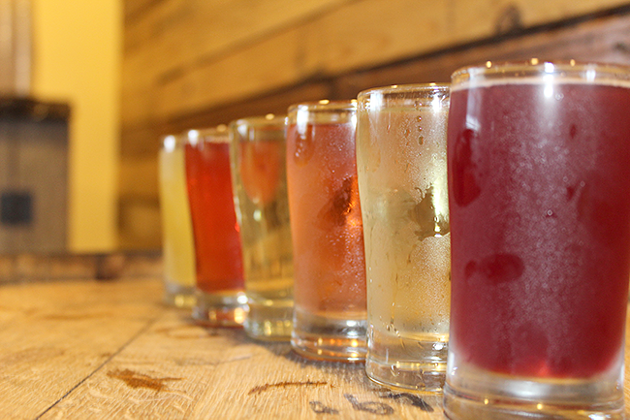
[444,358,624,419]
[163,282,196,308]
[192,290,247,327]
[244,298,293,341]
[291,307,367,362]
[366,327,447,392]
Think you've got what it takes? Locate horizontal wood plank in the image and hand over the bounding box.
[119,156,160,199]
[124,0,160,23]
[121,0,349,127]
[124,0,350,57]
[334,11,630,98]
[118,197,162,250]
[120,80,331,157]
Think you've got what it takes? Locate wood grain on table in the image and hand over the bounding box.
[0,265,629,419]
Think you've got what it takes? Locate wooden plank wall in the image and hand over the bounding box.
[120,0,630,249]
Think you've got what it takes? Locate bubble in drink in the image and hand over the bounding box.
[292,125,314,166]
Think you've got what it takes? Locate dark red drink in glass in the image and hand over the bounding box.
[444,60,630,420]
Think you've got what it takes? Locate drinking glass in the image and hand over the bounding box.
[158,133,196,308]
[229,114,294,340]
[286,100,367,361]
[185,127,247,326]
[444,59,630,419]
[356,84,450,391]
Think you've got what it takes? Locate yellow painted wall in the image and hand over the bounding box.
[30,0,121,252]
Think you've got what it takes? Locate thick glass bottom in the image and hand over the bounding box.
[244,297,293,341]
[162,281,196,308]
[192,290,247,327]
[366,327,447,392]
[444,355,624,420]
[291,307,367,362]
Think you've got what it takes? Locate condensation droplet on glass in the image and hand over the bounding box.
[391,365,400,377]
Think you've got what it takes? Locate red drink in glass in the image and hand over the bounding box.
[185,128,246,326]
[286,100,367,361]
[444,60,630,420]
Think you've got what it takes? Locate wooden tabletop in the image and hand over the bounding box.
[1,254,629,419]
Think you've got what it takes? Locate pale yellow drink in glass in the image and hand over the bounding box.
[229,115,293,340]
[356,84,450,391]
[159,134,196,308]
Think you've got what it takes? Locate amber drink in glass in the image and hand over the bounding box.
[185,127,246,326]
[286,100,367,361]
[357,84,450,391]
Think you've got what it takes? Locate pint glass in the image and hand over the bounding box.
[286,100,367,361]
[444,60,630,419]
[229,114,294,340]
[356,84,450,391]
[185,127,246,326]
[158,133,196,308]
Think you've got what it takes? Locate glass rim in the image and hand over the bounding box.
[287,99,357,115]
[357,82,450,100]
[451,59,630,89]
[184,125,229,145]
[229,113,287,129]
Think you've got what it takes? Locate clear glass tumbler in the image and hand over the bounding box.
[356,84,451,391]
[185,127,247,327]
[158,133,196,308]
[286,100,367,362]
[444,60,630,419]
[229,114,294,340]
